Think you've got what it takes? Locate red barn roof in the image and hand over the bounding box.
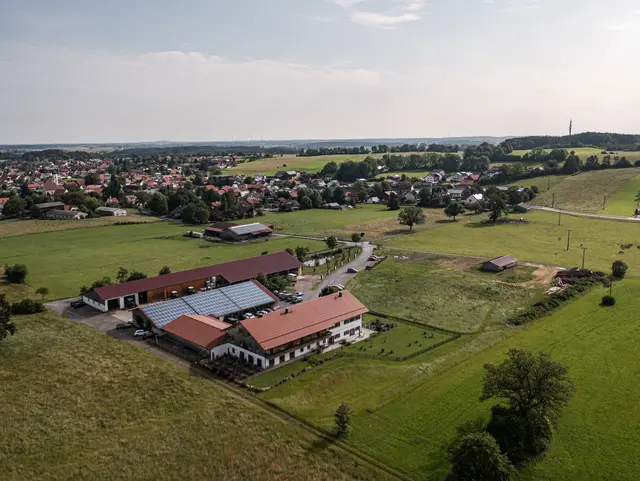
[162,314,230,349]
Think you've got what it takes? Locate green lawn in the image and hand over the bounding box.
[508,175,567,193]
[0,308,395,481]
[241,205,446,240]
[529,169,640,213]
[384,210,640,273]
[346,317,450,357]
[602,174,640,216]
[511,147,640,162]
[248,358,312,389]
[261,277,640,481]
[0,222,325,299]
[347,255,542,333]
[228,154,371,175]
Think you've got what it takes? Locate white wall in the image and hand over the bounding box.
[82,295,107,312]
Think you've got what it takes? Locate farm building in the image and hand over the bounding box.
[481,255,517,272]
[45,209,88,220]
[213,291,368,369]
[95,206,127,216]
[31,201,65,218]
[161,315,231,357]
[82,251,302,312]
[134,280,278,329]
[204,222,272,241]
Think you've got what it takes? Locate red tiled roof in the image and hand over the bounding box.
[0,197,9,205]
[93,251,302,301]
[205,222,239,232]
[163,314,229,349]
[241,291,368,350]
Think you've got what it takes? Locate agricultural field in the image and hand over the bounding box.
[384,210,640,273]
[511,147,640,162]
[347,254,544,333]
[0,222,325,300]
[530,169,640,213]
[602,174,640,216]
[260,277,640,481]
[0,213,158,238]
[0,308,396,481]
[508,174,567,193]
[240,205,446,240]
[227,154,371,175]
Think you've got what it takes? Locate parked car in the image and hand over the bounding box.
[291,296,303,304]
[243,313,255,320]
[347,268,359,274]
[116,322,133,330]
[142,332,155,339]
[70,300,86,309]
[133,329,149,337]
[368,255,379,261]
[295,292,303,297]
[264,308,273,313]
[333,284,345,291]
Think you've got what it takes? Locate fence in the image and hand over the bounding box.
[368,311,465,335]
[338,334,462,362]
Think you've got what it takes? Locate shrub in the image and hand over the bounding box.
[612,260,628,279]
[601,295,616,306]
[11,298,45,315]
[335,402,353,436]
[450,431,514,481]
[5,264,28,284]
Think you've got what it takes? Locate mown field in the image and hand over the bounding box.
[511,147,640,162]
[530,169,640,213]
[228,154,371,175]
[241,205,446,240]
[0,222,325,299]
[0,307,396,481]
[0,213,158,238]
[508,175,568,193]
[384,210,640,272]
[347,255,544,333]
[260,278,640,481]
[602,174,640,216]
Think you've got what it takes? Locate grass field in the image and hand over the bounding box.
[228,154,371,175]
[0,308,396,481]
[529,169,640,213]
[260,277,640,481]
[0,222,325,299]
[511,147,640,162]
[347,255,543,333]
[384,210,640,272]
[508,175,568,193]
[240,205,446,240]
[602,174,640,216]
[0,214,159,238]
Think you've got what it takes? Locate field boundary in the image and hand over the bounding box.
[368,310,469,335]
[341,334,462,361]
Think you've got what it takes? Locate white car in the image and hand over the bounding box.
[133,329,149,337]
[334,284,345,291]
[243,313,255,320]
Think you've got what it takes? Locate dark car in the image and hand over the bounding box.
[70,300,86,309]
[142,332,155,339]
[116,322,133,330]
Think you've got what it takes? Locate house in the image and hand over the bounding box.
[45,209,88,220]
[481,255,517,272]
[161,315,231,357]
[365,196,380,204]
[274,171,299,181]
[404,192,416,203]
[213,291,368,369]
[95,206,127,217]
[463,193,484,207]
[82,251,302,312]
[447,189,465,200]
[31,201,66,218]
[0,197,9,212]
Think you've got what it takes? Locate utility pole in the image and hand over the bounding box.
[547,177,551,191]
[580,244,587,270]
[566,228,573,251]
[569,119,573,138]
[557,208,561,226]
[603,195,607,210]
[552,193,555,208]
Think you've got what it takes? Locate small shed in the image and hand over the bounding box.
[481,255,517,272]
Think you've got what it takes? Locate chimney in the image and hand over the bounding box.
[285,307,289,314]
[338,291,343,298]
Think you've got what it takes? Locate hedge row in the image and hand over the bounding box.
[507,279,595,326]
[11,298,45,315]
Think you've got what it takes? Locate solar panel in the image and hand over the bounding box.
[142,281,274,327]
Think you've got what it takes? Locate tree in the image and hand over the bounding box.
[84,172,100,185]
[450,432,514,481]
[126,271,147,282]
[325,236,338,250]
[482,349,574,421]
[36,287,49,300]
[612,260,628,279]
[0,294,17,342]
[351,233,362,243]
[398,206,426,230]
[486,195,507,223]
[5,264,28,284]
[387,195,400,211]
[116,267,129,284]
[285,248,294,256]
[295,246,310,261]
[335,402,352,436]
[445,201,465,221]
[2,196,26,218]
[299,196,313,210]
[147,192,168,215]
[159,266,171,275]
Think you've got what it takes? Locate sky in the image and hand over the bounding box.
[1,0,640,144]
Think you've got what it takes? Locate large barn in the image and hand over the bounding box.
[82,251,302,312]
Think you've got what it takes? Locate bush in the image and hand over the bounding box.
[11,298,45,315]
[601,295,616,306]
[612,260,628,279]
[5,264,28,284]
[335,402,353,436]
[450,431,514,481]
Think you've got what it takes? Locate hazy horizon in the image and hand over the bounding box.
[2,0,639,144]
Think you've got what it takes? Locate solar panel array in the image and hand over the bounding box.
[141,281,274,328]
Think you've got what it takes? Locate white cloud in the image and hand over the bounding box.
[328,0,425,28]
[307,13,336,23]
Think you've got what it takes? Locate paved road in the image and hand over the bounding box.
[522,204,640,223]
[307,241,375,299]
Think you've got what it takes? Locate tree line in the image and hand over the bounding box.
[298,143,461,157]
[503,132,640,151]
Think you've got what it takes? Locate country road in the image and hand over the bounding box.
[522,204,640,222]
